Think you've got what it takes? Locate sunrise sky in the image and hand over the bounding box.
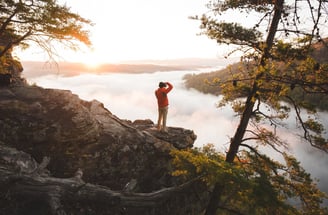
[15,0,227,65]
[13,1,328,66]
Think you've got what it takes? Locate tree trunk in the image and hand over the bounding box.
[205,1,285,214]
[225,92,257,163]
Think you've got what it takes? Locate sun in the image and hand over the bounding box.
[84,60,101,69]
[82,52,104,70]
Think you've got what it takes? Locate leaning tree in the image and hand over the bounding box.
[176,1,328,214]
[0,0,92,61]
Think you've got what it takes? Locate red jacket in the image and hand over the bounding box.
[155,82,173,108]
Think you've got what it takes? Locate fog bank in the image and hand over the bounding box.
[25,69,327,202]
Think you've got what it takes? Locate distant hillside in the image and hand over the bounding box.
[184,40,328,111]
[21,58,236,79]
[21,61,191,78]
[120,57,239,67]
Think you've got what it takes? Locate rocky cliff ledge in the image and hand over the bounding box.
[0,80,209,214]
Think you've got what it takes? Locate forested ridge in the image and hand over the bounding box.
[184,39,328,111]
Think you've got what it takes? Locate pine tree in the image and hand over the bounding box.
[176,1,328,214]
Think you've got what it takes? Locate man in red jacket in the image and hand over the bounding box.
[155,81,173,132]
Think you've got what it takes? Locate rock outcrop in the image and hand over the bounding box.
[0,53,209,214]
[0,85,197,191]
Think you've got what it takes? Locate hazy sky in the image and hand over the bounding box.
[16,0,223,64]
[13,1,328,66]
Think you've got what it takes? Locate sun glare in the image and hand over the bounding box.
[82,52,104,69]
[84,60,101,69]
